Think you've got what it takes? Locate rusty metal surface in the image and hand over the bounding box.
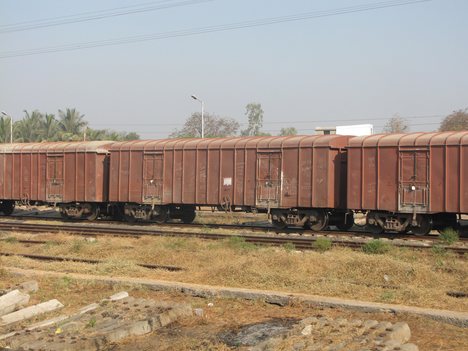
[108,135,351,210]
[347,131,468,214]
[0,141,114,204]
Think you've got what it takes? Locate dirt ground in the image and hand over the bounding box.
[0,273,467,351]
[0,231,466,312]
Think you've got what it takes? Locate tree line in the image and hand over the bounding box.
[2,104,466,143]
[0,108,139,143]
[173,103,468,138]
[170,102,297,138]
[383,109,468,133]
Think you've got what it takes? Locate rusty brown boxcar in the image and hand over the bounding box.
[108,135,351,229]
[0,141,114,219]
[347,132,468,234]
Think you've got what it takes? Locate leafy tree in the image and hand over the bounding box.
[40,114,59,141]
[14,110,43,142]
[0,117,12,143]
[241,103,264,136]
[279,127,297,136]
[439,109,468,131]
[106,130,141,141]
[58,108,87,139]
[84,128,140,141]
[85,128,107,141]
[170,112,239,138]
[123,132,140,140]
[383,116,409,133]
[0,107,140,143]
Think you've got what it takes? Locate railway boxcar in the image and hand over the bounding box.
[347,132,468,234]
[108,135,351,229]
[0,141,114,219]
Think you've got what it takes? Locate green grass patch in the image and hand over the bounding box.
[380,290,395,302]
[282,242,296,252]
[225,236,257,251]
[313,237,332,252]
[431,244,446,255]
[4,236,18,243]
[70,239,84,253]
[86,316,97,328]
[439,228,459,245]
[362,239,391,254]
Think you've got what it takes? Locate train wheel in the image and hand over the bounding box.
[152,208,168,224]
[84,209,98,221]
[309,210,329,231]
[411,215,432,236]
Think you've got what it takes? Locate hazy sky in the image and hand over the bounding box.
[1,0,467,138]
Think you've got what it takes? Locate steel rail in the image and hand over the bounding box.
[4,213,464,243]
[0,251,183,271]
[0,221,466,255]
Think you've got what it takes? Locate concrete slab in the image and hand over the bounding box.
[0,289,30,317]
[0,299,63,326]
[3,295,192,350]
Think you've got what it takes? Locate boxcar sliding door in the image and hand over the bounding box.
[398,147,429,213]
[142,153,164,204]
[46,155,64,202]
[256,152,281,208]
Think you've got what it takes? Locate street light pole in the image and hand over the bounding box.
[1,111,12,144]
[191,95,204,138]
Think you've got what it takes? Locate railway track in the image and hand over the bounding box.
[5,211,466,242]
[0,220,466,255]
[0,251,183,271]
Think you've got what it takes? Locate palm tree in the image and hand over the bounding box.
[40,113,59,141]
[86,128,107,141]
[58,108,87,140]
[0,117,11,143]
[14,110,43,142]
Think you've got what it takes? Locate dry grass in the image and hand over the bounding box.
[0,231,467,311]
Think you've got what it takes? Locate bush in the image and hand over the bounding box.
[439,228,459,245]
[225,236,257,251]
[313,237,332,252]
[362,239,390,254]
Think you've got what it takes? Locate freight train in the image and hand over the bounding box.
[0,131,466,235]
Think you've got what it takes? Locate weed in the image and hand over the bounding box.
[431,245,446,255]
[43,241,59,251]
[54,276,74,291]
[225,236,257,251]
[70,240,84,253]
[313,237,332,253]
[4,236,18,243]
[439,228,459,245]
[86,317,96,328]
[362,240,390,254]
[380,290,395,302]
[282,242,296,252]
